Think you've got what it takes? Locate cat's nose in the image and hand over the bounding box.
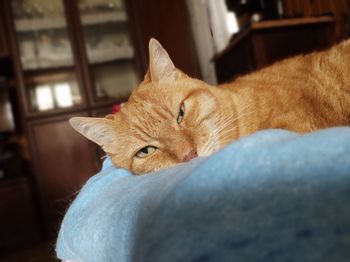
[183,149,198,162]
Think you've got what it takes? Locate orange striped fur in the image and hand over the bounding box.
[70,38,350,174]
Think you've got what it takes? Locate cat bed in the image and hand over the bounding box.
[56,127,350,262]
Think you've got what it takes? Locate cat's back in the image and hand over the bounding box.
[224,39,350,91]
[221,39,350,128]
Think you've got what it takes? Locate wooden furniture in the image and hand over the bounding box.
[0,0,200,241]
[281,0,349,42]
[213,16,336,83]
[0,177,40,256]
[127,0,201,78]
[3,0,130,238]
[0,0,8,58]
[27,113,100,235]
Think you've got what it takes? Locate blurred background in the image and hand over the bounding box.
[0,0,349,260]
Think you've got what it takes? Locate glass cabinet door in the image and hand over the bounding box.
[77,0,139,102]
[11,0,83,113]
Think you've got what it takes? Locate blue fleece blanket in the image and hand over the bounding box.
[56,128,350,262]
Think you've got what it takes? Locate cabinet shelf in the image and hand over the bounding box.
[15,11,127,32]
[90,57,134,68]
[20,45,134,71]
[24,69,75,84]
[15,17,66,32]
[88,45,134,64]
[81,11,127,25]
[22,58,74,71]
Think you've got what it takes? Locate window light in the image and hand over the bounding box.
[36,85,54,111]
[54,83,73,108]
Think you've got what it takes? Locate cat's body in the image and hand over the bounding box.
[224,41,350,135]
[70,39,350,174]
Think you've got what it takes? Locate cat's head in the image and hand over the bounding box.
[70,39,231,174]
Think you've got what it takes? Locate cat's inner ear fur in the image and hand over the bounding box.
[69,117,116,149]
[148,38,178,81]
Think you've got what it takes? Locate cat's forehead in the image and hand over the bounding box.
[123,85,179,126]
[111,82,188,145]
[130,81,186,105]
[114,78,210,133]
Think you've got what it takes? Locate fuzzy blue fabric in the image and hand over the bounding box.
[56,128,350,262]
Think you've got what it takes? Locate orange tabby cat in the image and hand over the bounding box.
[70,38,350,174]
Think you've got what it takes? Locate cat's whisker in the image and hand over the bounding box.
[214,114,258,146]
[213,109,256,140]
[204,132,218,155]
[201,126,222,156]
[204,108,257,154]
[219,123,257,142]
[214,106,256,131]
[213,116,236,134]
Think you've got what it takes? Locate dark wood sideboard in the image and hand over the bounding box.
[213,16,336,83]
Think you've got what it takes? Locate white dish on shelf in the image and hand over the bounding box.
[15,10,127,32]
[81,11,127,25]
[22,56,74,70]
[88,45,134,64]
[15,17,67,32]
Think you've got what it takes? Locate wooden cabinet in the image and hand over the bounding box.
[0,0,200,239]
[6,0,143,118]
[9,0,89,116]
[75,1,140,107]
[0,177,40,255]
[214,16,335,83]
[28,113,100,236]
[282,0,350,42]
[127,0,201,78]
[4,0,139,237]
[0,0,8,57]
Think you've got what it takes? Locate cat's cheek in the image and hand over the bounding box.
[130,154,162,174]
[130,158,145,174]
[109,155,131,171]
[196,129,220,157]
[186,91,217,122]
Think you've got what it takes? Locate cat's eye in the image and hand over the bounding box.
[135,146,157,158]
[177,103,185,124]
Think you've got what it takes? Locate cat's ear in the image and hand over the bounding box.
[148,38,177,81]
[69,117,116,148]
[143,68,152,82]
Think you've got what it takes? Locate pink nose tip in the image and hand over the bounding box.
[183,149,198,162]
